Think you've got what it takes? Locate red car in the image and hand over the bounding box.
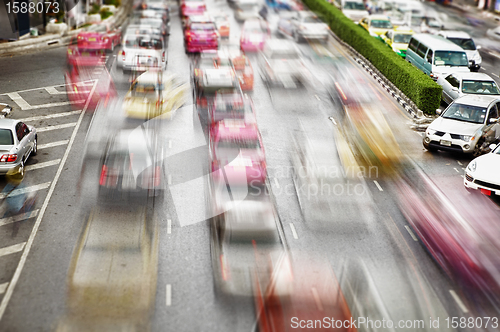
[396,162,500,294]
[181,1,207,27]
[185,17,218,53]
[67,38,106,67]
[209,120,266,185]
[240,18,271,52]
[77,23,122,52]
[231,54,254,91]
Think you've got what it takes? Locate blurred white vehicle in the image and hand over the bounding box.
[277,11,329,43]
[438,31,482,71]
[234,0,260,22]
[464,143,500,196]
[333,0,368,22]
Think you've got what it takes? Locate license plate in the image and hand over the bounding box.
[88,38,96,42]
[440,140,451,146]
[481,188,492,196]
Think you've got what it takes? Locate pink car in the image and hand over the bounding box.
[240,18,271,52]
[209,92,256,127]
[209,120,266,185]
[396,163,500,294]
[77,23,121,52]
[67,38,106,67]
[185,18,218,54]
[181,2,207,27]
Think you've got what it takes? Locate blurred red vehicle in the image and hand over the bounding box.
[209,120,266,185]
[240,18,271,52]
[254,257,356,332]
[184,17,218,54]
[180,1,207,27]
[67,38,106,67]
[209,92,256,126]
[396,162,500,295]
[77,23,122,52]
[231,53,254,91]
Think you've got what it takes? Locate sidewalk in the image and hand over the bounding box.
[445,0,500,21]
[0,0,133,57]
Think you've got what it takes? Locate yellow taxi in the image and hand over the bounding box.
[123,71,187,119]
[359,15,393,38]
[381,27,414,58]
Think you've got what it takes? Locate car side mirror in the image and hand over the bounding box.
[477,45,482,50]
[489,118,499,123]
[490,143,498,151]
[436,109,442,115]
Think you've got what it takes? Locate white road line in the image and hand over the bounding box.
[454,167,460,173]
[166,284,172,306]
[449,290,469,313]
[274,178,280,188]
[167,219,171,234]
[45,87,67,95]
[168,174,172,185]
[0,243,26,258]
[38,140,69,149]
[373,180,383,191]
[168,140,172,148]
[289,223,298,239]
[491,72,499,78]
[311,287,324,311]
[0,80,94,321]
[315,94,320,100]
[0,210,39,228]
[0,283,7,295]
[26,159,61,171]
[37,122,77,132]
[28,101,80,110]
[21,110,81,122]
[0,81,95,96]
[457,161,463,166]
[404,225,418,241]
[0,182,51,199]
[7,92,31,110]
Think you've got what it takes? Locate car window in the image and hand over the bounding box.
[442,103,487,124]
[0,129,14,145]
[408,38,419,52]
[393,33,412,44]
[416,43,428,58]
[426,49,433,63]
[15,123,24,141]
[434,51,468,67]
[22,123,29,136]
[488,104,499,121]
[462,80,500,94]
[447,37,476,51]
[370,20,393,29]
[445,75,459,88]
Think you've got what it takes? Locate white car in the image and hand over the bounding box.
[277,11,329,43]
[332,0,368,23]
[437,31,482,71]
[234,0,260,22]
[464,143,500,196]
[436,72,500,105]
[423,95,500,156]
[117,34,167,73]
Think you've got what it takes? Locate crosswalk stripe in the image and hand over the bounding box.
[37,123,77,132]
[0,182,51,199]
[6,92,31,111]
[0,283,8,294]
[38,140,69,149]
[0,210,39,227]
[26,159,60,171]
[21,110,81,122]
[28,101,78,110]
[0,243,26,258]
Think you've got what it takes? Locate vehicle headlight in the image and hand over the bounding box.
[467,160,477,172]
[460,135,473,141]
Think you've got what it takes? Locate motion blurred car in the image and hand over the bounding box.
[118,34,167,73]
[0,119,37,176]
[265,0,303,11]
[228,52,254,91]
[259,40,310,89]
[277,11,329,44]
[464,142,500,196]
[212,12,230,38]
[254,257,356,332]
[180,1,207,27]
[98,129,164,200]
[123,24,163,40]
[209,120,266,184]
[209,92,256,126]
[409,13,443,34]
[123,71,187,119]
[184,17,219,53]
[438,31,482,71]
[381,27,413,58]
[240,18,270,52]
[423,95,500,156]
[359,15,393,38]
[63,206,158,330]
[134,8,169,25]
[436,72,500,105]
[132,17,169,36]
[67,37,106,67]
[234,0,260,22]
[77,23,122,52]
[396,162,500,294]
[193,67,240,114]
[333,0,368,22]
[486,26,500,41]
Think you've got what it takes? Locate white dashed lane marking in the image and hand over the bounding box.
[374,180,383,191]
[38,140,69,150]
[21,110,81,122]
[289,223,299,239]
[37,123,77,132]
[26,159,61,171]
[0,210,39,228]
[0,182,51,199]
[0,243,26,258]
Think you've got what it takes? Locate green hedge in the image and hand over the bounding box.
[304,0,441,115]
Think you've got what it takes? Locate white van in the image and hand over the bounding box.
[438,31,482,71]
[333,0,368,23]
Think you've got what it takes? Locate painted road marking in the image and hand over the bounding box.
[37,122,77,132]
[168,140,172,148]
[0,210,39,228]
[166,284,172,306]
[404,225,418,241]
[274,178,280,189]
[26,159,61,171]
[21,110,81,122]
[289,223,298,239]
[454,168,460,173]
[45,87,75,95]
[457,161,463,166]
[0,182,51,199]
[38,140,69,149]
[7,93,31,110]
[0,283,7,295]
[168,174,172,185]
[374,180,383,191]
[491,72,499,78]
[167,219,172,234]
[450,290,469,313]
[0,81,95,96]
[311,287,324,311]
[0,243,26,258]
[0,81,95,321]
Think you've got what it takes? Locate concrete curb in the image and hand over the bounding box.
[0,0,132,57]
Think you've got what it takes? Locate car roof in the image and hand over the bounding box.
[215,121,259,138]
[451,72,496,81]
[454,95,500,107]
[410,34,465,52]
[203,68,235,86]
[439,30,471,39]
[0,119,19,130]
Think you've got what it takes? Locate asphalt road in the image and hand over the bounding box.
[0,0,500,331]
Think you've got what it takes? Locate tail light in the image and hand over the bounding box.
[99,165,108,186]
[220,255,230,281]
[121,50,125,61]
[142,3,147,9]
[162,51,165,62]
[0,154,17,162]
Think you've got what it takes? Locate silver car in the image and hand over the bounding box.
[117,34,167,73]
[436,72,500,105]
[0,119,37,176]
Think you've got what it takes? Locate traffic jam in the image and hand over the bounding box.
[1,0,500,330]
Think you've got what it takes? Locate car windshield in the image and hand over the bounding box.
[218,139,260,150]
[191,23,215,31]
[442,103,487,124]
[125,36,163,49]
[434,51,468,67]
[461,80,500,95]
[393,33,412,44]
[131,82,158,98]
[371,20,392,29]
[344,2,365,10]
[447,38,476,50]
[303,16,320,23]
[0,129,13,145]
[494,145,500,154]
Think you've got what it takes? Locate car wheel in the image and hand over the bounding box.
[473,139,485,158]
[18,160,25,177]
[32,136,37,156]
